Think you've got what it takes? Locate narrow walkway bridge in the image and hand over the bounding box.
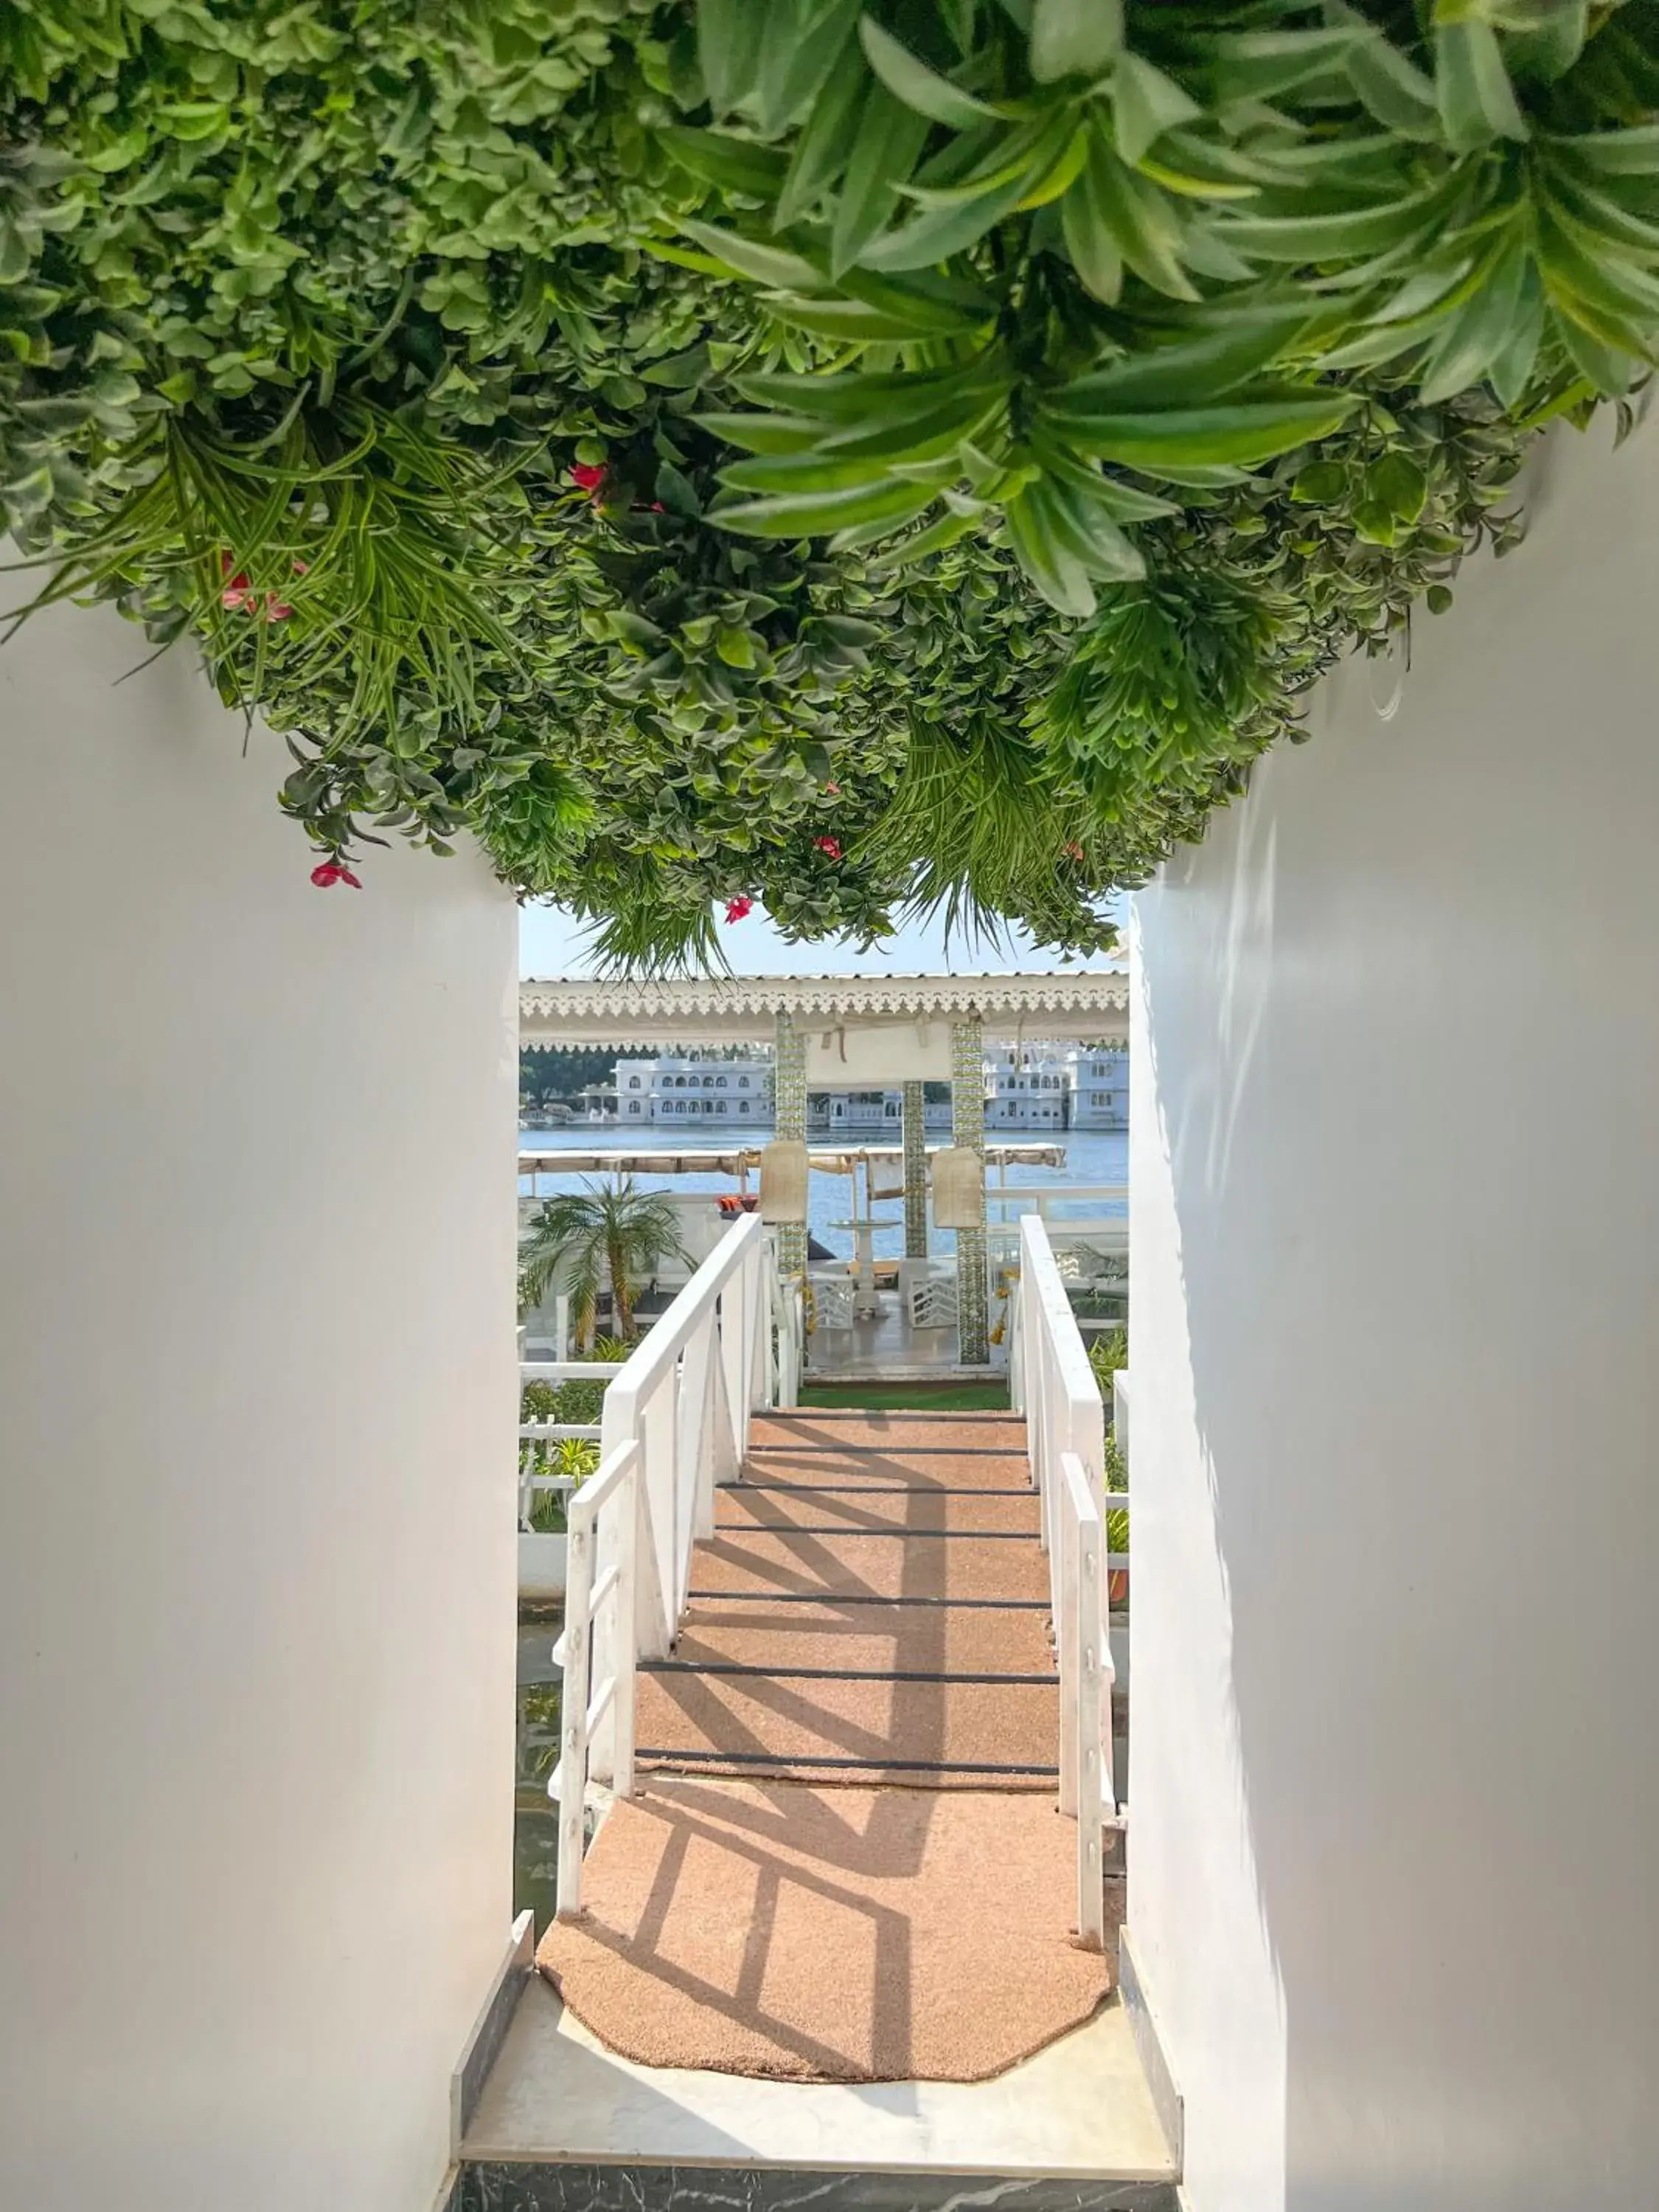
[537,1408,1109,2084]
[470,1214,1176,2208]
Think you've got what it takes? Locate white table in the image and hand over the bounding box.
[829,1215,902,1319]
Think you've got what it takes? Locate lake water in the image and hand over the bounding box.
[519,1121,1126,1263]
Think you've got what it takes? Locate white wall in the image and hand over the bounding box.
[1128,417,1659,2211]
[0,604,519,2209]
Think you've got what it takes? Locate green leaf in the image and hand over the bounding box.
[763,294,930,339]
[860,159,1038,271]
[681,220,825,291]
[858,18,997,127]
[1056,391,1360,470]
[1111,53,1202,167]
[698,0,768,116]
[1004,484,1098,616]
[1209,27,1360,105]
[1367,452,1428,523]
[776,48,870,226]
[693,410,824,453]
[658,127,790,200]
[868,507,982,563]
[1074,127,1199,300]
[1045,305,1312,414]
[655,459,702,518]
[1416,233,1532,401]
[1549,294,1642,393]
[1486,261,1545,408]
[832,80,933,276]
[1029,0,1123,85]
[1027,474,1147,580]
[1026,433,1180,518]
[1218,175,1458,263]
[1498,0,1587,86]
[735,359,1002,422]
[1341,14,1442,140]
[1060,171,1124,302]
[1290,459,1349,503]
[836,264,1000,332]
[714,477,947,536]
[0,220,31,285]
[1563,126,1659,178]
[756,0,861,133]
[1433,16,1527,151]
[1352,497,1397,545]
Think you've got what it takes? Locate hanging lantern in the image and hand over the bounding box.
[759,1138,810,1224]
[931,1144,984,1229]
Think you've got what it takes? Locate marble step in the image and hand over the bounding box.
[456,1977,1178,2212]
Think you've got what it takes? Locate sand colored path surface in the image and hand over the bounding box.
[540,1411,1111,2081]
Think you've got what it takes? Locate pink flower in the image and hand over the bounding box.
[311,860,362,890]
[263,594,293,622]
[724,896,754,922]
[823,782,841,796]
[813,835,842,860]
[1060,839,1085,862]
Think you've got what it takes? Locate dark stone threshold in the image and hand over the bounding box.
[460,2163,1178,2212]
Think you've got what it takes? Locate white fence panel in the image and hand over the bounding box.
[554,1212,782,1916]
[1013,1214,1128,1952]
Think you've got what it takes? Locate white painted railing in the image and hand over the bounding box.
[1009,1212,1125,1953]
[553,1211,779,1917]
[554,1438,639,1918]
[517,1356,620,1529]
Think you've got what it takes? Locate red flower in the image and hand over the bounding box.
[570,462,608,499]
[310,860,363,890]
[813,835,843,860]
[1061,839,1085,863]
[724,896,754,922]
[221,551,305,619]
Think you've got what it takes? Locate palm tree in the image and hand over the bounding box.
[518,1178,692,1343]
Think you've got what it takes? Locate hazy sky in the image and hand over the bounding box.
[518,899,1121,979]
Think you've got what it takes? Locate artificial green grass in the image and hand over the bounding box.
[799,1381,1011,1413]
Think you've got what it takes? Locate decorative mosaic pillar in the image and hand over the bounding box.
[950,1018,990,1365]
[773,1011,808,1279]
[901,1082,929,1260]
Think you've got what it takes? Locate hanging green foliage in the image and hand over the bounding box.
[1,1,1655,967]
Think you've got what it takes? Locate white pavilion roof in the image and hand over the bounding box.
[519,970,1129,1051]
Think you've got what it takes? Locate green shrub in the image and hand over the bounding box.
[5,1,1658,961]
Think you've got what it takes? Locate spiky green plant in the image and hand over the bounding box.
[519,1178,692,1342]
